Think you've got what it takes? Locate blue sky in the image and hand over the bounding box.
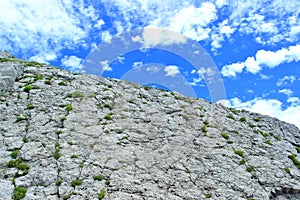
[0,0,299,128]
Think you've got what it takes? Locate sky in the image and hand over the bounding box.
[0,0,299,128]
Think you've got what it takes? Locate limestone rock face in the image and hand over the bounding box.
[0,54,300,200]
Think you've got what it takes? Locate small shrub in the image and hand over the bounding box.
[58,81,67,86]
[239,117,246,122]
[240,158,246,165]
[234,149,244,157]
[12,186,27,200]
[104,114,113,120]
[7,158,23,168]
[284,167,291,173]
[296,147,300,153]
[11,150,19,159]
[98,189,105,200]
[203,121,209,125]
[253,117,260,122]
[204,193,212,198]
[93,175,104,181]
[288,154,300,168]
[246,166,255,172]
[16,163,30,171]
[261,132,268,138]
[221,133,229,139]
[105,179,110,185]
[23,85,32,92]
[274,135,281,141]
[71,155,78,159]
[54,149,61,160]
[44,80,52,85]
[66,91,84,98]
[65,104,73,112]
[56,179,63,186]
[27,104,34,109]
[22,137,28,143]
[265,140,272,145]
[201,125,207,133]
[71,179,83,187]
[226,114,235,120]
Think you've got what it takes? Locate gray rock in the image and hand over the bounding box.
[0,58,300,199]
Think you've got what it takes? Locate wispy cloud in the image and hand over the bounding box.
[0,0,101,61]
[61,56,83,71]
[276,75,297,86]
[164,65,180,77]
[225,97,300,128]
[221,44,300,77]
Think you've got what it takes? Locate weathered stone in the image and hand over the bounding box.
[0,56,300,199]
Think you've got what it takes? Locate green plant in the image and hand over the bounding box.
[12,186,27,200]
[221,133,229,139]
[253,117,260,122]
[201,125,207,133]
[265,140,272,145]
[182,114,189,120]
[98,189,105,200]
[203,121,209,125]
[58,81,67,86]
[239,117,246,122]
[11,150,19,159]
[246,166,255,172]
[274,135,281,141]
[261,132,268,138]
[33,74,43,81]
[16,114,29,122]
[105,179,110,185]
[27,104,34,109]
[22,137,28,143]
[56,179,63,186]
[284,167,291,173]
[104,114,113,120]
[71,155,78,159]
[54,148,61,160]
[23,85,32,92]
[234,149,244,157]
[16,163,30,171]
[44,80,52,85]
[66,91,84,98]
[204,193,212,198]
[93,175,104,181]
[296,147,300,153]
[288,154,300,168]
[240,158,246,165]
[65,104,73,112]
[71,179,83,187]
[226,114,235,120]
[7,158,23,168]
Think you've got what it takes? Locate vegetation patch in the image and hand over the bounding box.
[71,179,83,187]
[288,154,300,169]
[221,133,229,140]
[98,189,105,200]
[239,117,247,122]
[66,91,84,98]
[234,149,244,157]
[94,175,104,181]
[12,186,27,200]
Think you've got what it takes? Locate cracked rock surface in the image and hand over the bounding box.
[0,53,300,199]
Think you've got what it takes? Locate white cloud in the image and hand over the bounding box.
[221,62,245,77]
[225,97,300,128]
[276,75,297,86]
[132,61,143,69]
[164,65,180,77]
[61,56,83,71]
[146,66,160,73]
[279,89,293,96]
[101,31,112,43]
[137,28,187,48]
[0,0,101,61]
[100,60,112,71]
[222,44,300,77]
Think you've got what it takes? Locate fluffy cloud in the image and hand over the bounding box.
[225,97,300,128]
[61,56,83,71]
[164,65,180,77]
[0,0,101,61]
[276,76,297,86]
[222,44,300,77]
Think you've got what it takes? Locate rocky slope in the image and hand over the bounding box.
[0,52,300,200]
